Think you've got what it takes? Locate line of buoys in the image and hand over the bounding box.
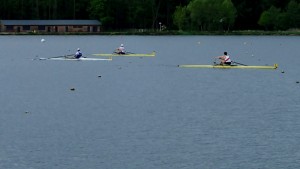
[279,70,299,84]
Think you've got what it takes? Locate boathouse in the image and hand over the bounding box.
[0,20,101,33]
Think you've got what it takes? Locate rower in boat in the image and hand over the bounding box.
[65,48,82,59]
[178,64,278,69]
[74,48,83,58]
[93,51,156,57]
[115,44,126,54]
[216,52,232,65]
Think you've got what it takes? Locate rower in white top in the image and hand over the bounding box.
[115,44,126,54]
[216,52,232,65]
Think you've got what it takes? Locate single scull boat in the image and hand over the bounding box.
[178,64,278,69]
[93,51,156,57]
[38,57,112,61]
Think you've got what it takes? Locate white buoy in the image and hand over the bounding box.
[41,38,45,42]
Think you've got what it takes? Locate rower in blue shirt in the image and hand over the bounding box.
[74,48,82,58]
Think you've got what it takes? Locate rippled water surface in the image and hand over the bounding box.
[0,35,300,169]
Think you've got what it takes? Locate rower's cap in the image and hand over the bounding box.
[224,52,227,55]
[121,44,124,47]
[77,48,80,51]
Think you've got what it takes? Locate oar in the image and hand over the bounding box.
[50,54,74,59]
[232,61,247,66]
[114,51,135,54]
[125,52,135,54]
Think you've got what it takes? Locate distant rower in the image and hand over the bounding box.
[116,44,126,54]
[216,52,232,65]
[74,48,82,58]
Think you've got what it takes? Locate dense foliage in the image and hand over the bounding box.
[0,0,299,31]
[258,0,300,30]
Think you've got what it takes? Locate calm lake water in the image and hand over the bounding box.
[0,35,300,169]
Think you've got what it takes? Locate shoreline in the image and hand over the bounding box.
[1,30,300,36]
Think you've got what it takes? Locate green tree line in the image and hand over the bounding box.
[0,0,299,31]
